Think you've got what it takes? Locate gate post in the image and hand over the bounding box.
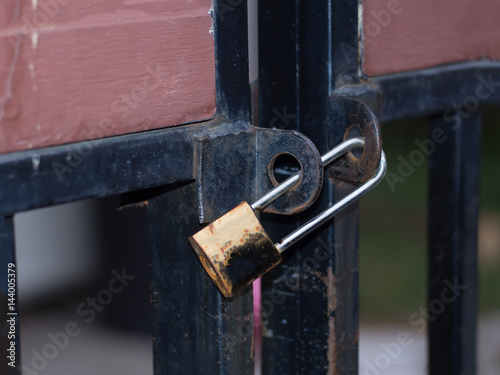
[428,110,480,374]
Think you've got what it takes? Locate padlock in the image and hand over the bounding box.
[189,138,387,298]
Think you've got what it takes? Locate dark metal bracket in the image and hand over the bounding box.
[328,96,383,183]
[196,98,384,223]
[0,112,378,219]
[195,121,323,223]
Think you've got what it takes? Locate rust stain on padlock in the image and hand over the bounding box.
[189,202,282,298]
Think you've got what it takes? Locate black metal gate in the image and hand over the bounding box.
[1,1,499,374]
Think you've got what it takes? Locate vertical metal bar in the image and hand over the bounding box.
[331,182,360,374]
[255,0,298,130]
[428,110,480,375]
[0,215,21,375]
[148,183,254,375]
[257,2,301,372]
[214,0,251,122]
[148,1,254,373]
[258,0,360,373]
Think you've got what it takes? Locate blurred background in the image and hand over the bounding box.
[358,105,500,374]
[16,198,154,375]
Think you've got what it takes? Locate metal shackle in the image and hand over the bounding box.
[273,141,387,252]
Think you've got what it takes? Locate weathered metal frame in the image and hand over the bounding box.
[0,0,498,374]
[257,1,363,373]
[0,1,259,374]
[257,1,498,375]
[332,65,493,375]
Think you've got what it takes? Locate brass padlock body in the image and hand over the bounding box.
[189,202,283,298]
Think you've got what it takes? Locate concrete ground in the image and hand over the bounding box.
[360,312,500,375]
[20,310,153,375]
[19,310,500,374]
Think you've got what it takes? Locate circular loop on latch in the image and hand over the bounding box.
[256,128,324,215]
[268,152,303,187]
[328,97,382,182]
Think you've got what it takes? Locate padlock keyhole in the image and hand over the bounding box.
[269,153,302,186]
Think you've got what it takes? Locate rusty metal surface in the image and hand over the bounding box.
[196,121,323,222]
[256,127,324,215]
[328,97,382,183]
[189,202,282,298]
[257,1,364,372]
[149,183,255,375]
